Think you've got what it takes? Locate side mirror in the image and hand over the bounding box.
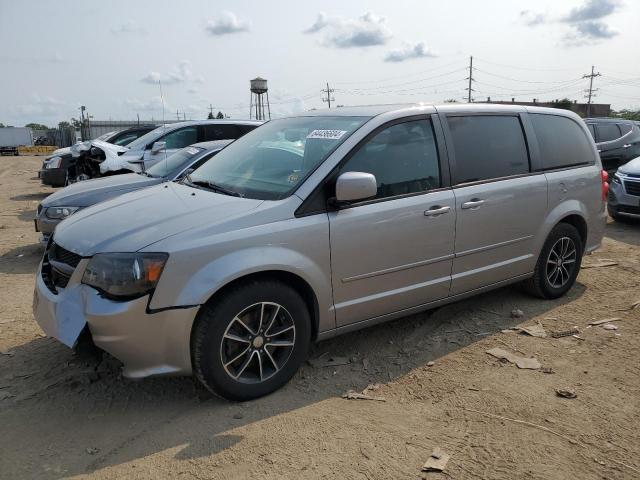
[151,141,166,154]
[335,171,377,203]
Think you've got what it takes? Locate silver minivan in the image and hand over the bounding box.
[33,104,607,400]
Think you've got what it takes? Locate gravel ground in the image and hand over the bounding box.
[1,156,639,479]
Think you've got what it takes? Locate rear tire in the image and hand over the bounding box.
[522,223,583,299]
[192,280,311,401]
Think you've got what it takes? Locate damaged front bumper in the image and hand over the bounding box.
[33,261,199,378]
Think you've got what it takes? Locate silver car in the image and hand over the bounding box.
[33,104,607,400]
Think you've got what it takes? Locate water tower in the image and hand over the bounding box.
[249,77,270,120]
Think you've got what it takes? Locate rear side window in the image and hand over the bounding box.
[447,115,529,184]
[587,123,596,139]
[530,114,594,170]
[597,123,621,142]
[161,127,198,149]
[339,119,440,199]
[204,124,241,140]
[619,123,632,135]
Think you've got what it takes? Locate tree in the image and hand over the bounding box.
[207,111,214,119]
[58,121,71,129]
[25,123,49,130]
[611,109,640,121]
[0,123,5,128]
[551,98,574,111]
[444,99,458,103]
[216,111,224,119]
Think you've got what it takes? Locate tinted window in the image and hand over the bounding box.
[587,123,596,139]
[619,123,632,135]
[204,124,241,140]
[161,126,198,149]
[111,133,140,146]
[448,116,529,184]
[531,114,594,170]
[146,146,205,178]
[597,123,621,142]
[339,120,440,199]
[237,125,258,135]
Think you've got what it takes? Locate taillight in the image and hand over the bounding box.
[601,170,609,202]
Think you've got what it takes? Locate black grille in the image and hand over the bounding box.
[618,205,640,215]
[41,241,83,294]
[624,180,640,197]
[49,242,82,268]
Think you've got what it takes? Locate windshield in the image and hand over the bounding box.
[146,146,205,178]
[95,131,115,141]
[189,116,368,200]
[125,125,172,150]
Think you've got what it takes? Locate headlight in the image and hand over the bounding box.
[44,206,80,219]
[82,253,168,300]
[46,156,62,169]
[612,173,622,184]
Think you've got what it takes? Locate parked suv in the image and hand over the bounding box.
[608,155,640,221]
[585,118,640,174]
[33,104,606,400]
[40,126,157,187]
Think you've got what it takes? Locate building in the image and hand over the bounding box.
[479,98,610,118]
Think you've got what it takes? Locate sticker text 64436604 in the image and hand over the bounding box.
[306,129,348,140]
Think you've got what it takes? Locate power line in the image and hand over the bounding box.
[583,65,601,117]
[465,56,475,103]
[321,82,335,108]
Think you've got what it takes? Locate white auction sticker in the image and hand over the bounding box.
[306,129,347,140]
[185,147,200,155]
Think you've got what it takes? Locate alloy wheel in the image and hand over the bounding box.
[546,236,577,288]
[219,302,296,384]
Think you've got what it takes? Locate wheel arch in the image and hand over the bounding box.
[193,269,321,343]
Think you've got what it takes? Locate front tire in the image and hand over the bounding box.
[523,223,583,299]
[192,280,311,401]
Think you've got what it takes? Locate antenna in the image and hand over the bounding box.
[158,80,168,174]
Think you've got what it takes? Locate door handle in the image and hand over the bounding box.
[461,199,485,209]
[623,144,631,149]
[424,205,451,217]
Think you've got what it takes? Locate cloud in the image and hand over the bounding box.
[110,19,146,35]
[205,11,250,36]
[521,0,621,46]
[305,12,392,48]
[561,0,620,23]
[520,10,547,26]
[141,60,192,85]
[384,42,437,62]
[187,87,199,95]
[14,94,66,117]
[304,12,329,33]
[575,20,618,38]
[124,96,169,113]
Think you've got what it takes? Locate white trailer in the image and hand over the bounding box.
[0,127,33,155]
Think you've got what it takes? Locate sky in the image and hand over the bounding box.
[1,0,639,127]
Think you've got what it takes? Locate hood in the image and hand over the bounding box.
[618,156,640,175]
[71,140,131,174]
[53,182,264,255]
[49,146,72,157]
[41,173,161,208]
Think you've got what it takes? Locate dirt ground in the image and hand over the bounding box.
[1,155,639,480]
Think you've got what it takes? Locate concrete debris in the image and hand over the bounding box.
[85,447,100,455]
[342,390,386,402]
[426,361,435,367]
[541,367,555,374]
[588,317,622,326]
[486,347,541,370]
[581,260,618,269]
[510,309,524,319]
[551,328,580,338]
[518,323,547,338]
[422,447,450,472]
[555,388,577,399]
[602,324,618,331]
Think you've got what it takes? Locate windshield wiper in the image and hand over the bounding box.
[184,176,243,197]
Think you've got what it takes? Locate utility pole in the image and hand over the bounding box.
[176,110,180,120]
[583,65,601,118]
[209,104,214,116]
[321,82,335,108]
[78,105,86,140]
[465,56,475,103]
